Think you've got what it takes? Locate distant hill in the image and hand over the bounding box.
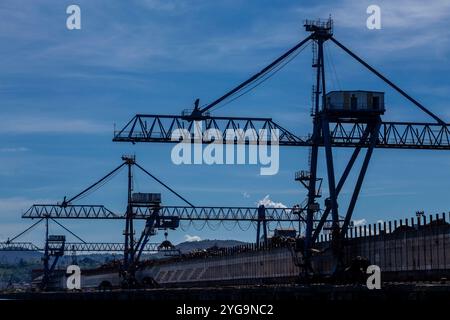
[0,239,246,265]
[0,250,42,264]
[142,239,247,260]
[175,239,246,253]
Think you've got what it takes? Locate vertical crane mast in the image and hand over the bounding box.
[303,19,334,272]
[123,155,136,285]
[42,217,49,288]
[303,19,384,272]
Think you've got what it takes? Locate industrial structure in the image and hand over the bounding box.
[17,211,450,291]
[1,154,332,289]
[1,18,450,291]
[113,18,450,274]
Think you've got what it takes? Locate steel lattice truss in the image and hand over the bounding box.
[330,121,450,149]
[113,114,306,146]
[113,114,450,150]
[0,242,167,253]
[63,242,168,252]
[23,205,120,219]
[23,205,307,222]
[135,206,305,222]
[0,242,40,251]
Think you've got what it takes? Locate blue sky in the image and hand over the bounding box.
[1,0,450,246]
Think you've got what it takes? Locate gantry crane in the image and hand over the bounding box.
[0,208,179,290]
[0,234,174,290]
[17,155,333,286]
[112,18,450,273]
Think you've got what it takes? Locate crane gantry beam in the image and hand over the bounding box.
[113,115,450,150]
[113,115,306,146]
[63,242,172,253]
[0,242,40,251]
[0,241,171,253]
[23,204,308,223]
[22,205,120,219]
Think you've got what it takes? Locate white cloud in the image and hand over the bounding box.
[296,0,450,55]
[0,1,305,74]
[242,192,250,199]
[0,0,448,79]
[353,218,367,227]
[297,0,450,29]
[375,0,450,29]
[256,195,287,209]
[184,234,201,242]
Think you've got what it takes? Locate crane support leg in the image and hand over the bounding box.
[341,121,381,235]
[256,205,268,246]
[304,143,319,267]
[134,210,159,264]
[311,125,372,243]
[322,118,340,230]
[332,120,381,272]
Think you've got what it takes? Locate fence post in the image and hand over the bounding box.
[405,219,409,270]
[443,213,447,270]
[430,215,434,269]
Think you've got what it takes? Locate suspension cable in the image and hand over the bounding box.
[65,162,126,204]
[210,41,312,113]
[135,162,194,207]
[200,35,313,114]
[50,218,86,243]
[7,218,44,243]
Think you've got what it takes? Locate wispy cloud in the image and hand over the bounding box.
[0,116,110,134]
[184,234,201,242]
[138,0,204,13]
[0,1,303,75]
[353,218,367,227]
[1,0,447,84]
[0,197,56,242]
[0,147,29,152]
[296,0,450,56]
[256,195,287,208]
[180,186,300,195]
[0,197,54,219]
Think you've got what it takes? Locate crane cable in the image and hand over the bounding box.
[324,42,342,91]
[209,41,312,113]
[6,218,44,243]
[70,164,125,203]
[50,218,86,244]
